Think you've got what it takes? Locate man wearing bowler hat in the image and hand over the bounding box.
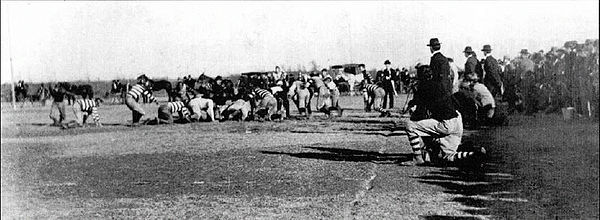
[481,44,503,98]
[375,60,397,109]
[463,46,483,81]
[428,38,452,95]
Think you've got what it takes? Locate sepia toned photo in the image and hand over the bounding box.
[1,1,598,219]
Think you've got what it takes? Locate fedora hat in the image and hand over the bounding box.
[427,38,441,46]
[520,49,529,54]
[384,60,391,65]
[481,45,492,52]
[463,46,474,53]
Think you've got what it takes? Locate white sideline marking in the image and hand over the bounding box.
[468,195,529,203]
[344,147,383,218]
[44,182,77,187]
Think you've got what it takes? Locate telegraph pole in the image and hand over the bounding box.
[7,5,16,110]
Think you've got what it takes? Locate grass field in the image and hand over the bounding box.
[1,95,598,219]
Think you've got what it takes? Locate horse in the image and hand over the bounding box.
[12,81,38,107]
[147,79,175,102]
[15,80,29,102]
[13,81,45,107]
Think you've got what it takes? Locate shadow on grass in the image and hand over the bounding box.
[261,146,413,164]
[416,129,527,219]
[419,215,481,220]
[332,117,402,125]
[16,122,125,127]
[289,126,406,137]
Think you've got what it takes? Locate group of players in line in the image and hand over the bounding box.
[123,67,393,126]
[57,65,399,128]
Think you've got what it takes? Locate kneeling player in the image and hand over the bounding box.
[72,96,103,127]
[125,75,157,125]
[221,99,252,121]
[157,99,192,124]
[361,83,390,117]
[188,95,215,122]
[251,87,278,121]
[402,65,485,166]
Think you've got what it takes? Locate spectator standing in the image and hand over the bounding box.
[481,44,503,98]
[429,40,452,95]
[375,60,397,108]
[448,58,461,94]
[516,49,537,115]
[463,46,482,83]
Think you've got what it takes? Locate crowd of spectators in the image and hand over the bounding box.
[500,39,599,119]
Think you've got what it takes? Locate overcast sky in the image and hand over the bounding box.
[1,1,598,83]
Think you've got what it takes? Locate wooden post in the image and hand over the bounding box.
[10,58,16,110]
[7,5,16,110]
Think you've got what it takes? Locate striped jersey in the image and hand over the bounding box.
[167,101,191,117]
[363,84,382,94]
[251,88,274,99]
[127,84,156,102]
[76,98,100,122]
[76,99,98,112]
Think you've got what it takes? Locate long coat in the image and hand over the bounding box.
[464,55,482,78]
[430,52,452,95]
[375,68,397,89]
[483,55,503,97]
